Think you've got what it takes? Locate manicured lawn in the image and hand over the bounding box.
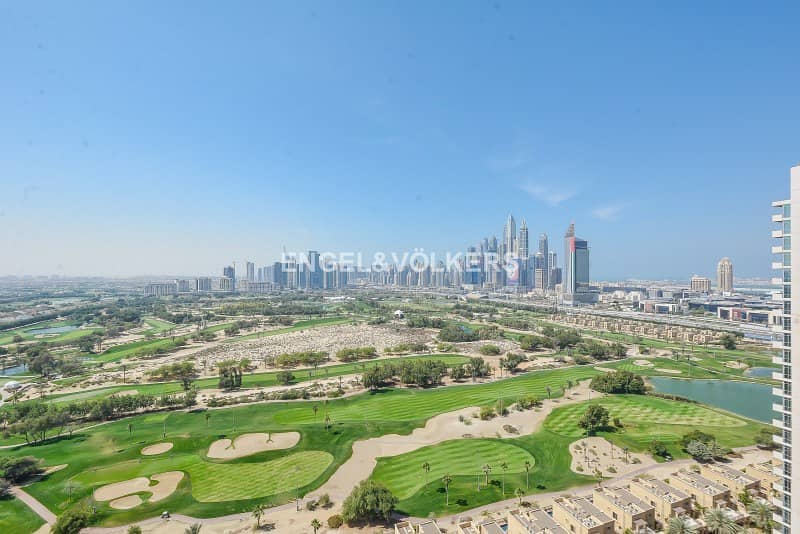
[543,394,769,459]
[0,320,103,346]
[373,439,535,499]
[0,496,45,534]
[142,317,175,334]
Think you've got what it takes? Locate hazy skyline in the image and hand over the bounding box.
[2,2,799,279]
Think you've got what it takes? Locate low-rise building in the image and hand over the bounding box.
[592,486,656,533]
[553,497,615,534]
[508,508,568,534]
[396,520,442,534]
[744,461,780,498]
[669,469,731,509]
[699,463,760,495]
[628,477,692,525]
[457,519,506,534]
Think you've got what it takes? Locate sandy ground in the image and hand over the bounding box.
[142,442,174,456]
[569,437,656,477]
[654,368,682,374]
[633,359,653,366]
[94,472,185,509]
[725,361,749,370]
[313,381,598,503]
[207,432,301,459]
[43,464,68,474]
[110,495,142,509]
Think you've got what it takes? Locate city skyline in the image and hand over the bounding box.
[1,3,799,279]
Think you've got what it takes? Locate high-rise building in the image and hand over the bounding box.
[196,277,212,292]
[717,257,734,293]
[690,275,711,293]
[307,250,322,289]
[518,220,529,287]
[772,164,799,534]
[548,250,558,289]
[222,265,236,291]
[538,233,549,289]
[143,282,177,297]
[563,223,590,298]
[503,214,516,258]
[246,261,255,282]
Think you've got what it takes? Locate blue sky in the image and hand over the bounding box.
[1,1,798,279]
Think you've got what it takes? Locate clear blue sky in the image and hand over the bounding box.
[1,1,798,279]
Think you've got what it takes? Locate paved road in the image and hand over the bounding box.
[10,486,57,525]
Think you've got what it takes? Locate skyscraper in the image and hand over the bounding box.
[772,165,798,534]
[538,233,549,289]
[518,220,529,288]
[716,257,734,293]
[548,250,558,289]
[222,265,235,291]
[504,214,516,258]
[246,261,255,283]
[563,223,590,299]
[307,250,321,289]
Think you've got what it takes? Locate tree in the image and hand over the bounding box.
[311,518,322,534]
[482,464,492,486]
[0,479,10,498]
[252,504,265,529]
[52,508,91,534]
[184,524,202,534]
[648,440,669,458]
[590,371,645,394]
[515,487,524,505]
[204,412,210,428]
[666,516,697,534]
[524,460,532,489]
[703,508,742,534]
[754,428,777,449]
[747,500,773,532]
[737,489,753,508]
[127,527,143,534]
[441,474,453,505]
[422,462,431,485]
[500,462,508,494]
[276,371,295,385]
[341,480,397,524]
[719,334,737,351]
[578,405,610,435]
[685,440,721,463]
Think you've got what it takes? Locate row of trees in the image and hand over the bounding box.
[589,370,646,394]
[438,324,500,342]
[336,346,378,362]
[362,359,451,388]
[274,351,329,368]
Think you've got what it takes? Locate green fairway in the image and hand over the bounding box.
[373,439,535,499]
[0,320,103,347]
[0,496,45,534]
[142,317,175,334]
[543,394,768,458]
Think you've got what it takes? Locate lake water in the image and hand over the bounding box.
[648,377,773,423]
[745,367,775,378]
[27,325,77,335]
[0,363,27,376]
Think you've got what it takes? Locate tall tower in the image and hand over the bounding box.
[772,164,799,534]
[716,257,734,293]
[504,214,516,257]
[563,223,589,298]
[518,220,529,259]
[538,233,549,289]
[246,261,255,283]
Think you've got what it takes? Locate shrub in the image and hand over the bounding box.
[52,508,91,534]
[327,515,344,528]
[479,344,501,356]
[479,406,495,420]
[341,481,397,523]
[590,370,646,394]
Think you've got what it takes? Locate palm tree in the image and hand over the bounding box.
[422,462,431,485]
[204,412,210,429]
[703,508,742,534]
[546,386,552,399]
[482,464,492,486]
[523,460,532,489]
[441,474,453,505]
[747,500,774,532]
[310,519,322,534]
[184,524,201,534]
[515,487,524,505]
[324,415,331,432]
[666,515,697,534]
[500,462,508,495]
[127,423,133,437]
[252,504,265,529]
[313,404,319,421]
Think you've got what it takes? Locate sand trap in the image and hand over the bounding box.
[725,361,748,370]
[94,471,184,509]
[207,432,300,459]
[569,437,656,477]
[654,368,682,374]
[110,495,142,509]
[114,389,139,397]
[142,442,173,455]
[633,359,653,366]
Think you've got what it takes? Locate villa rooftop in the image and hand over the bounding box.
[631,477,689,503]
[703,463,759,486]
[509,508,568,534]
[554,497,612,528]
[673,469,728,496]
[595,486,652,515]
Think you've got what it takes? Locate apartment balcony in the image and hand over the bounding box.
[773,371,786,381]
[773,355,788,365]
[773,340,788,350]
[773,245,785,254]
[773,387,787,397]
[774,403,788,414]
[773,214,785,222]
[773,261,786,270]
[773,230,785,238]
[773,418,789,431]
[773,434,784,446]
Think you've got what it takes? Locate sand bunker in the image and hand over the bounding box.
[94,471,184,509]
[654,368,682,374]
[141,442,173,455]
[44,464,68,474]
[633,359,653,366]
[725,361,748,370]
[207,432,300,459]
[109,495,142,509]
[569,437,655,477]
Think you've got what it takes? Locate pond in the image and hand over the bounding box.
[745,367,775,378]
[0,363,27,376]
[648,377,773,423]
[27,325,78,335]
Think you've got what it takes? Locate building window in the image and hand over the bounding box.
[785,270,792,282]
[785,220,792,233]
[784,204,791,217]
[786,301,792,315]
[785,236,792,250]
[785,285,792,299]
[784,252,792,266]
